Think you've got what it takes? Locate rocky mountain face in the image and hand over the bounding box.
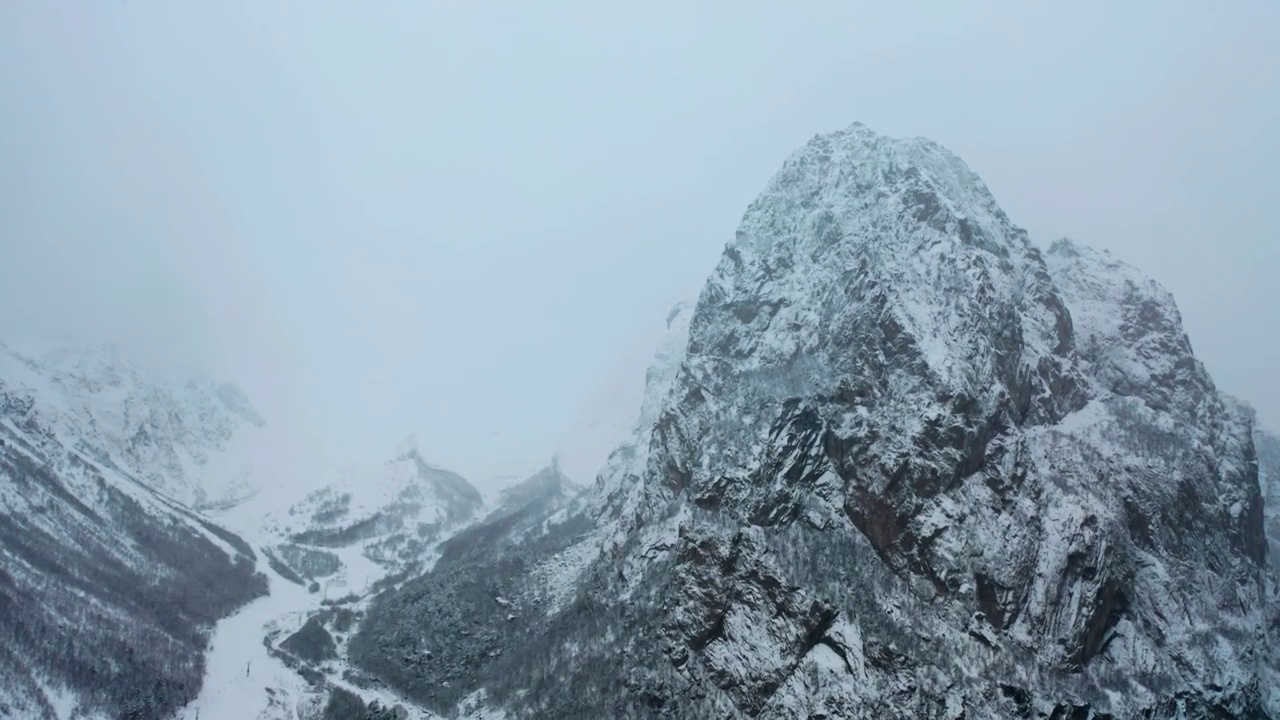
[0,342,267,719]
[352,123,1274,719]
[1259,428,1279,571]
[1261,427,1280,713]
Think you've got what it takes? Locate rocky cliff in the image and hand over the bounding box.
[1259,428,1279,571]
[353,123,1274,719]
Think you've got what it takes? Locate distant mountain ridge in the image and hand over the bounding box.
[266,434,486,579]
[0,340,268,509]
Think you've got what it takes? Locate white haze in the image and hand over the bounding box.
[1,1,1276,482]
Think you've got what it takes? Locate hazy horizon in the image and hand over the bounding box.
[2,2,1276,481]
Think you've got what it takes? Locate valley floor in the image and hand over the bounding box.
[181,570,314,720]
[180,507,437,720]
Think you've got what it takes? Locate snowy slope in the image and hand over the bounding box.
[0,340,270,509]
[186,478,460,720]
[169,436,489,719]
[0,341,267,720]
[352,122,1274,719]
[261,435,485,578]
[0,342,501,720]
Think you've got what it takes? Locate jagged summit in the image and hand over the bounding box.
[698,121,1078,418]
[389,433,476,486]
[267,431,486,577]
[740,121,1016,258]
[383,434,484,510]
[352,122,1274,719]
[1045,236,1223,431]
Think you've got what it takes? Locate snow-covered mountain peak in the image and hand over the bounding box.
[1046,236,1181,314]
[688,122,1085,451]
[736,122,1015,259]
[337,124,1274,718]
[0,338,268,508]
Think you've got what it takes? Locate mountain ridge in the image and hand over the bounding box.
[0,340,269,509]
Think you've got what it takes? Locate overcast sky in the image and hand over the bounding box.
[1,1,1276,480]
